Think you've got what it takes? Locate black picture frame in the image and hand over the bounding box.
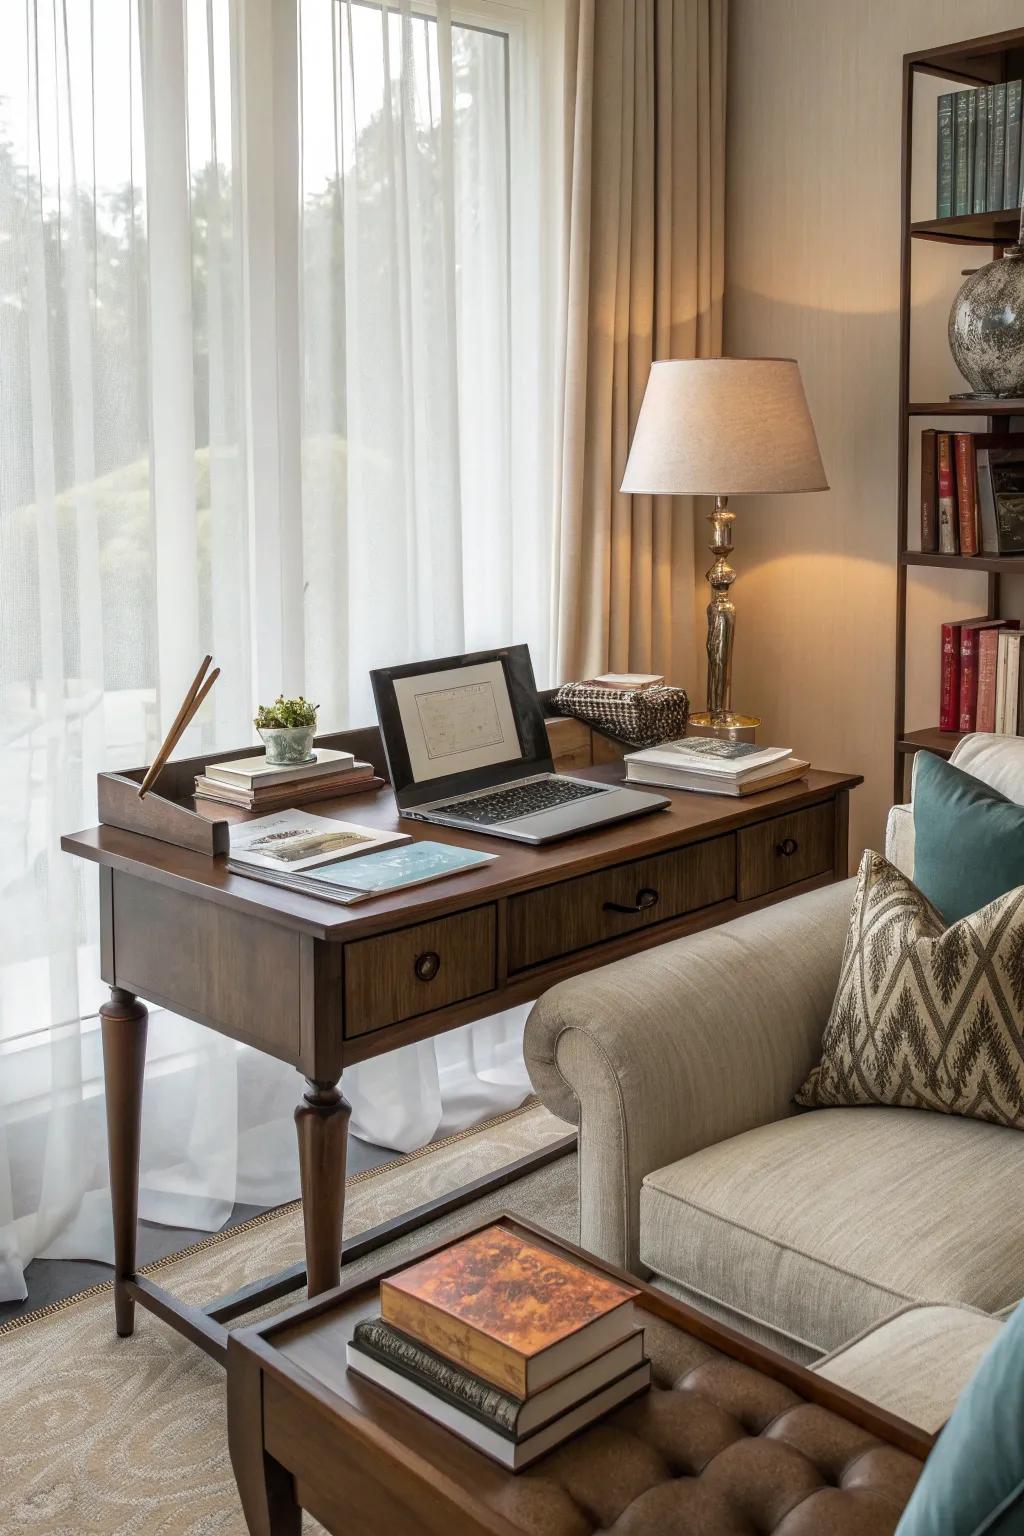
[369,644,553,809]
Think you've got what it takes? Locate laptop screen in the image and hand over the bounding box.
[370,645,552,808]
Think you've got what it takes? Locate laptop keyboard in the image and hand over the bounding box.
[430,777,607,826]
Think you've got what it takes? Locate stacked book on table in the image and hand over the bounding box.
[346,1225,650,1470]
[624,736,809,796]
[194,747,379,811]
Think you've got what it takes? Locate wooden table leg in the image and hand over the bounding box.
[100,986,149,1337]
[295,1079,350,1297]
[227,1338,302,1536]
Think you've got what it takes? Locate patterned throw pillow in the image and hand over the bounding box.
[796,850,1024,1128]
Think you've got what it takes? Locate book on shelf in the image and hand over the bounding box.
[379,1225,640,1397]
[204,746,355,789]
[976,625,1019,733]
[937,433,958,554]
[954,433,979,556]
[195,761,377,811]
[939,620,965,732]
[225,839,496,905]
[996,631,1024,734]
[1008,81,1023,209]
[937,93,954,217]
[920,429,938,552]
[227,808,409,873]
[974,84,988,214]
[959,618,1015,732]
[989,83,1008,214]
[953,90,971,215]
[347,1317,647,1448]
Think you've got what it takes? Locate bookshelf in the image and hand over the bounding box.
[895,26,1024,800]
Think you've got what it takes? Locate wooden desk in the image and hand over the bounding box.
[62,725,860,1362]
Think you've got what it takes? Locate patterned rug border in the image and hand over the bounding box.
[0,1096,541,1339]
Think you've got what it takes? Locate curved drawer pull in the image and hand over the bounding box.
[414,951,441,982]
[603,887,660,915]
[777,837,799,857]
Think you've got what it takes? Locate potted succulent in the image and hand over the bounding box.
[254,695,319,766]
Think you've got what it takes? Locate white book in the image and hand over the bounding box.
[228,809,409,872]
[625,737,793,781]
[590,672,663,690]
[627,756,809,797]
[996,630,1011,733]
[345,1345,651,1470]
[206,746,355,789]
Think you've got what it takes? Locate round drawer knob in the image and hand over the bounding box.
[414,951,441,982]
[777,837,799,857]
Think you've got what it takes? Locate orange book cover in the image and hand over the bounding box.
[380,1226,639,1396]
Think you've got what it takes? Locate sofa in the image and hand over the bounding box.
[524,734,1024,1427]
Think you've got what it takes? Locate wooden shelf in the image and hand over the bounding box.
[896,727,964,758]
[911,209,1020,245]
[902,550,1024,573]
[908,399,1024,415]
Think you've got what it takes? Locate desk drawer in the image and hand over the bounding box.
[343,907,496,1038]
[507,835,735,973]
[737,802,835,901]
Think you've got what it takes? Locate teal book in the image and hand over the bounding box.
[937,92,954,217]
[954,91,971,215]
[1007,81,1022,210]
[966,90,977,213]
[989,83,1007,212]
[302,840,495,895]
[973,86,988,214]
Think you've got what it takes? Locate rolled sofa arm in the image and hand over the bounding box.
[524,878,855,1272]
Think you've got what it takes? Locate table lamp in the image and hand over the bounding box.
[620,358,827,732]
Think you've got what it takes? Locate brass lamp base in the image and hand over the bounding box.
[700,494,759,731]
[689,710,761,733]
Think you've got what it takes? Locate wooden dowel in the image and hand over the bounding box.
[138,656,216,799]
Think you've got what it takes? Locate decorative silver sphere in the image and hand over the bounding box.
[948,243,1024,397]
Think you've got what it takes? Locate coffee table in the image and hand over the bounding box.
[226,1214,932,1536]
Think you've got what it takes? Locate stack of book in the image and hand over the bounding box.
[920,431,1024,557]
[623,737,809,796]
[346,1225,650,1470]
[937,82,1023,218]
[939,616,1021,732]
[194,747,378,811]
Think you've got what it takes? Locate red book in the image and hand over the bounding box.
[937,433,958,554]
[940,621,962,731]
[954,433,979,556]
[959,618,1019,732]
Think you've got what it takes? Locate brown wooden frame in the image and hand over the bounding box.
[894,27,1024,802]
[63,717,859,1363]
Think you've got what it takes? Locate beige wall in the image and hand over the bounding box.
[721,0,1024,866]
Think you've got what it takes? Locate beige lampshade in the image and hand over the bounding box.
[620,358,828,496]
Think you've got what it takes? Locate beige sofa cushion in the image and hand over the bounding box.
[639,1107,1024,1356]
[813,1304,1002,1434]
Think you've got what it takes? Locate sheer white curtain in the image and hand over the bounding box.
[0,0,558,1302]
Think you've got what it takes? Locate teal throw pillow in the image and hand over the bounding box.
[912,751,1024,924]
[895,1301,1024,1536]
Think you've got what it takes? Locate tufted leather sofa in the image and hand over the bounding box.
[491,1310,923,1536]
[525,734,1024,1420]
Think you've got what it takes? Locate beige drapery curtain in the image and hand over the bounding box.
[554,0,727,685]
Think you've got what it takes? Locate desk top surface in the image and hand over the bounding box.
[62,764,862,942]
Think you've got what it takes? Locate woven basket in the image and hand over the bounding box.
[553,681,689,749]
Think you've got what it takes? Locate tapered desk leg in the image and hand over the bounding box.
[100,986,149,1336]
[295,1080,350,1297]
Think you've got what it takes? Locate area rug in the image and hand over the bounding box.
[0,1101,577,1535]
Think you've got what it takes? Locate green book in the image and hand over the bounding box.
[937,93,954,217]
[954,91,971,215]
[989,82,1007,212]
[974,86,988,214]
[1006,81,1022,210]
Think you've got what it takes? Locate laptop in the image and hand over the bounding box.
[369,645,669,845]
